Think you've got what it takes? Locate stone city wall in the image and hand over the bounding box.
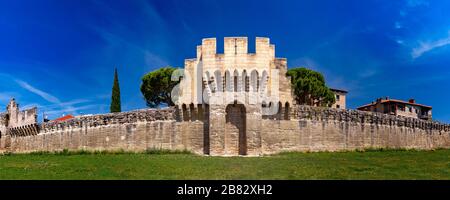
[0,113,7,138]
[1,105,449,155]
[3,108,204,154]
[259,106,450,154]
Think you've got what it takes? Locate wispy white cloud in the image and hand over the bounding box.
[145,51,169,68]
[137,0,166,28]
[95,93,111,100]
[0,92,16,103]
[0,92,18,112]
[395,21,402,29]
[57,99,90,107]
[358,69,378,78]
[289,57,356,91]
[44,104,100,116]
[15,79,60,104]
[290,57,322,71]
[399,10,406,17]
[13,78,95,117]
[28,99,91,111]
[0,72,100,118]
[411,33,450,59]
[93,26,169,68]
[21,97,95,119]
[399,0,429,19]
[407,0,429,8]
[181,20,194,34]
[89,0,170,69]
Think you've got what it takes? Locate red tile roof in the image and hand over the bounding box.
[52,114,74,122]
[358,99,432,109]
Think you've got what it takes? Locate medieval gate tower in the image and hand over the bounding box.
[176,37,294,156]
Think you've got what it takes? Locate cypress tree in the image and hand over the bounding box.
[110,68,121,113]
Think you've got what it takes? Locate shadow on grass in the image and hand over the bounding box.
[1,147,448,156]
[274,147,449,156]
[1,148,192,156]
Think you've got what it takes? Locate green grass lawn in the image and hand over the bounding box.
[0,149,449,180]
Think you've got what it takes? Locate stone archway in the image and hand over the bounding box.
[225,103,247,155]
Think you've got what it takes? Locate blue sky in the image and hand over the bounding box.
[0,0,449,122]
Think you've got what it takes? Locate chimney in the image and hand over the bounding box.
[409,99,415,103]
[385,96,389,100]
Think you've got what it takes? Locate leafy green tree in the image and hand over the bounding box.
[110,68,121,112]
[286,67,335,107]
[140,66,180,108]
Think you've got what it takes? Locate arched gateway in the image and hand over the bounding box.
[225,103,246,155]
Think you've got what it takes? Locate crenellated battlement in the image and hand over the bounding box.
[194,37,275,59]
[291,105,450,132]
[39,108,176,133]
[0,99,38,138]
[24,105,450,134]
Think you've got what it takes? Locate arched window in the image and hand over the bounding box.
[204,71,212,93]
[260,70,268,94]
[284,102,290,120]
[225,70,232,92]
[242,70,248,92]
[233,70,239,92]
[250,70,259,92]
[214,70,222,93]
